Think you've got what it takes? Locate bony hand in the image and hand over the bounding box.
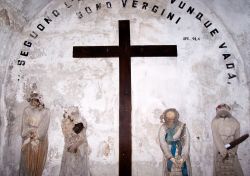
[221,150,228,157]
[228,149,236,157]
[177,158,184,168]
[30,131,37,140]
[170,157,177,166]
[68,144,78,153]
[221,150,229,161]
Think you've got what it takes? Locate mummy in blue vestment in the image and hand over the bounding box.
[158,108,192,176]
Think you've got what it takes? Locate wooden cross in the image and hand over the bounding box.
[73,20,177,176]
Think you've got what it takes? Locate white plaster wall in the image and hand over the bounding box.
[0,0,53,21]
[0,0,249,176]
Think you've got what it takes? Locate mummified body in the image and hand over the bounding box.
[19,91,50,176]
[158,108,192,176]
[211,104,244,176]
[59,106,90,176]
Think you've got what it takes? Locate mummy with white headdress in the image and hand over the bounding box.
[19,83,50,176]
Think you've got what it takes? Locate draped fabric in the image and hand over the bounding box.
[159,122,192,176]
[59,116,90,176]
[19,137,48,176]
[19,107,50,176]
[165,129,188,176]
[211,116,244,176]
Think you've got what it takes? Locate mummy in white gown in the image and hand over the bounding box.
[59,106,90,176]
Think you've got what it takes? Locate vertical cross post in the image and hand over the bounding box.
[73,20,177,176]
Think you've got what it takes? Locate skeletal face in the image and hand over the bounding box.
[63,108,79,123]
[30,98,40,108]
[217,108,231,118]
[165,111,176,128]
[63,111,74,122]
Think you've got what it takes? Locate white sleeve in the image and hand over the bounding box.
[21,108,30,138]
[181,127,190,161]
[158,124,172,159]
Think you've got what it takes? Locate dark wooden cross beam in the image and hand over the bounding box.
[73,20,177,176]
